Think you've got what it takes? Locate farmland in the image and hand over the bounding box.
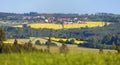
[3,37,116,53]
[1,33,119,65]
[1,21,118,65]
[45,37,84,44]
[13,21,111,29]
[3,37,84,47]
[3,37,47,44]
[0,37,118,65]
[0,6,120,65]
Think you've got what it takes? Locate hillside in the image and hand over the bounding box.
[3,37,116,54]
[0,51,119,65]
[13,21,110,29]
[1,12,120,23]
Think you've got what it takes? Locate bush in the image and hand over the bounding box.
[78,43,114,49]
[0,42,39,53]
[60,43,69,54]
[99,48,104,54]
[50,42,57,46]
[69,39,75,44]
[35,40,41,45]
[58,39,65,43]
[113,43,120,53]
[65,39,75,44]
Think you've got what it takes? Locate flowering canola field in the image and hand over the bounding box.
[14,21,111,29]
[45,37,84,44]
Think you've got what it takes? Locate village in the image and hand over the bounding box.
[0,13,87,25]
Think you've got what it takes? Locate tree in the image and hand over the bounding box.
[60,43,69,54]
[61,22,64,29]
[0,28,5,44]
[0,28,5,53]
[23,24,28,28]
[45,37,51,52]
[113,43,120,53]
[101,34,112,45]
[35,40,41,45]
[99,48,104,54]
[28,40,32,47]
[58,39,64,43]
[87,36,100,48]
[65,39,70,44]
[14,39,18,45]
[69,39,75,44]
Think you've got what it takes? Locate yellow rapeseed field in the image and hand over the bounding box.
[3,39,30,44]
[14,21,111,29]
[46,37,84,44]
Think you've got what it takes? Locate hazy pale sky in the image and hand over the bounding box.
[0,0,120,14]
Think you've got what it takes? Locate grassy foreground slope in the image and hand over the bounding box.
[0,52,120,65]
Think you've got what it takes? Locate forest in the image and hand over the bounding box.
[1,22,120,49]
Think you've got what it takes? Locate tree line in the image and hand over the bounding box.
[1,12,120,22]
[0,23,120,49]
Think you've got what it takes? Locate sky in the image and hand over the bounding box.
[0,0,120,14]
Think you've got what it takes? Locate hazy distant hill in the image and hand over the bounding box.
[0,12,120,22]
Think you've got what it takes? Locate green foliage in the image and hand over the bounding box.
[65,39,75,44]
[22,24,28,28]
[112,43,117,49]
[60,43,69,54]
[35,40,41,45]
[101,34,113,45]
[99,48,104,54]
[88,13,120,22]
[1,12,120,22]
[45,37,51,52]
[65,39,70,44]
[0,28,5,53]
[4,23,120,40]
[116,46,120,53]
[0,52,120,65]
[69,39,75,44]
[3,22,120,49]
[0,41,40,53]
[14,39,18,45]
[58,39,65,43]
[112,43,120,53]
[50,42,57,46]
[0,28,5,44]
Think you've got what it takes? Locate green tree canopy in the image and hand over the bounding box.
[0,28,5,44]
[35,40,41,45]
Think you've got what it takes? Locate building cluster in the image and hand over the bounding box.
[0,14,88,24]
[21,15,87,24]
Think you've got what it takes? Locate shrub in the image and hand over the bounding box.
[0,42,39,53]
[58,39,65,43]
[99,48,104,54]
[35,40,41,45]
[113,43,120,53]
[14,39,18,45]
[60,43,69,54]
[50,42,57,46]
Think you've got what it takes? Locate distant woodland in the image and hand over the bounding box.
[0,12,120,22]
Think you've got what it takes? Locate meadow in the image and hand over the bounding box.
[2,21,118,65]
[1,37,119,65]
[14,21,111,29]
[0,51,120,65]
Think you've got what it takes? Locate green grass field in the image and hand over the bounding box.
[1,37,119,65]
[0,52,120,65]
